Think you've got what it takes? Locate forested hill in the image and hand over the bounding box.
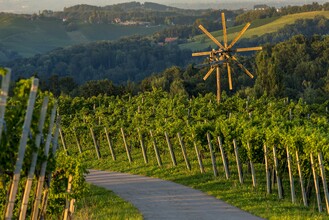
[6,36,192,84]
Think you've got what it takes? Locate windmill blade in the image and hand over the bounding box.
[221,13,228,49]
[227,22,251,49]
[203,66,216,80]
[198,25,225,49]
[229,55,254,78]
[234,47,263,53]
[227,62,233,90]
[192,51,212,57]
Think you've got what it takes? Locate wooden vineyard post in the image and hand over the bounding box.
[39,116,61,219]
[286,147,296,203]
[5,78,39,220]
[318,152,329,214]
[207,133,218,177]
[296,150,307,206]
[121,128,132,163]
[19,97,49,220]
[177,132,191,171]
[218,137,229,179]
[247,142,256,187]
[150,130,162,167]
[73,128,83,154]
[137,128,148,164]
[273,146,283,199]
[31,103,57,220]
[90,127,101,159]
[63,175,73,220]
[165,131,176,166]
[104,127,116,161]
[59,127,68,155]
[193,135,204,174]
[233,139,243,184]
[264,144,271,194]
[310,153,322,212]
[0,68,11,142]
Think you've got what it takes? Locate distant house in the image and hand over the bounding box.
[114,18,121,23]
[164,37,178,43]
[254,4,269,10]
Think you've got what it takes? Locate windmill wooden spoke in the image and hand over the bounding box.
[235,47,263,53]
[230,55,254,78]
[227,62,233,90]
[192,51,212,57]
[203,66,216,80]
[198,25,225,49]
[221,13,228,49]
[228,22,251,49]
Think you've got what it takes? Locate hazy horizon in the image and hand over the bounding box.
[0,0,327,13]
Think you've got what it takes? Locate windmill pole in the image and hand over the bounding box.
[216,66,221,104]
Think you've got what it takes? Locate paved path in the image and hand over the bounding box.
[86,169,263,220]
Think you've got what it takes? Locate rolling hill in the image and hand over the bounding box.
[181,11,329,51]
[0,13,164,59]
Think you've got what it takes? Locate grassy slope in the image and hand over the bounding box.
[0,15,164,58]
[181,11,329,51]
[75,184,143,220]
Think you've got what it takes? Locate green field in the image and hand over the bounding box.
[0,15,164,58]
[181,11,329,51]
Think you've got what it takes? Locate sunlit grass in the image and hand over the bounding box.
[75,184,143,220]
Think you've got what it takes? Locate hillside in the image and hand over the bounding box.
[0,13,164,59]
[181,11,329,51]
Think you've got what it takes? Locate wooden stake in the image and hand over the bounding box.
[39,116,61,220]
[73,128,83,154]
[207,133,218,177]
[0,68,11,142]
[310,153,322,212]
[264,144,271,194]
[296,150,308,206]
[177,132,191,171]
[165,131,176,166]
[31,103,57,220]
[59,127,68,155]
[63,175,73,220]
[19,97,49,220]
[5,78,39,220]
[233,139,243,184]
[104,127,116,161]
[318,152,329,214]
[273,146,283,199]
[218,137,229,179]
[150,130,162,167]
[90,127,101,159]
[193,135,204,174]
[286,147,296,203]
[137,129,148,164]
[247,142,256,187]
[121,128,132,163]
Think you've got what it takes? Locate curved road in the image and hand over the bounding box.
[86,169,263,220]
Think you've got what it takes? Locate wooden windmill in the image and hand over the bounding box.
[193,12,262,103]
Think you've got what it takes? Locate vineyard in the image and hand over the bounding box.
[1,69,329,219]
[0,69,87,220]
[57,88,329,218]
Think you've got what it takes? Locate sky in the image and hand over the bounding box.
[0,0,326,13]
